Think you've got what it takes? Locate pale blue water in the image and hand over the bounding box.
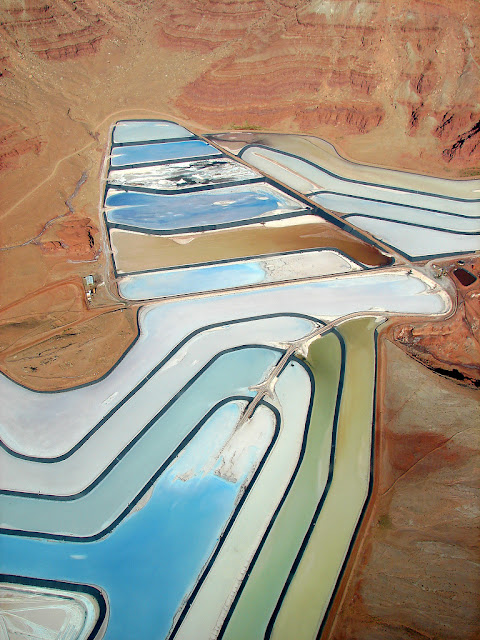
[105,184,305,231]
[0,395,276,639]
[1,347,280,537]
[312,193,480,232]
[344,216,480,257]
[111,140,221,167]
[242,147,480,215]
[119,262,267,299]
[113,121,194,144]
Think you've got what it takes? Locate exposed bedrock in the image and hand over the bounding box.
[163,0,480,171]
[0,0,478,178]
[0,120,44,172]
[37,215,98,262]
[0,0,125,61]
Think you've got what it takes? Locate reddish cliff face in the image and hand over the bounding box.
[0,0,123,61]
[0,0,478,182]
[160,0,480,173]
[0,120,44,172]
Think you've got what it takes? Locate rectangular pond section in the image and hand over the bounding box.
[113,120,195,144]
[110,140,221,167]
[105,184,308,232]
[117,250,361,300]
[108,158,261,191]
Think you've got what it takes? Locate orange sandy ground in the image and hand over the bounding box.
[0,2,478,633]
[324,332,479,640]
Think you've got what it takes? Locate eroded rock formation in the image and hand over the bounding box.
[161,0,479,172]
[0,120,44,172]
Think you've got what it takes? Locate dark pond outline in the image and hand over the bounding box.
[308,190,480,220]
[0,573,108,640]
[343,213,480,235]
[113,247,367,278]
[104,176,266,196]
[237,143,480,204]
[342,213,480,261]
[167,348,324,639]
[216,328,346,640]
[112,136,197,148]
[314,324,381,639]
[0,392,278,542]
[109,154,224,172]
[263,323,380,640]
[104,204,311,236]
[0,313,324,458]
[0,344,283,501]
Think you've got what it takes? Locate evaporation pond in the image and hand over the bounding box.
[113,121,194,144]
[105,184,306,231]
[111,140,222,167]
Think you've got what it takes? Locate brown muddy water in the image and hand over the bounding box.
[111,216,390,273]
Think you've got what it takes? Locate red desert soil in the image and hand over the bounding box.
[393,257,480,388]
[0,279,138,391]
[324,337,480,640]
[0,2,478,633]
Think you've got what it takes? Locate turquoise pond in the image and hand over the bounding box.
[119,260,270,299]
[1,347,281,537]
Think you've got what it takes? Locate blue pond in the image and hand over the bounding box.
[0,391,277,638]
[311,192,480,233]
[105,185,305,231]
[1,347,281,538]
[110,140,221,167]
[113,121,194,144]
[119,261,269,299]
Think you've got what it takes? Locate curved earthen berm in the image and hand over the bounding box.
[0,1,479,638]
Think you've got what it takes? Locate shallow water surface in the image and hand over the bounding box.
[108,158,259,190]
[117,250,361,300]
[110,216,389,275]
[113,121,195,144]
[105,184,307,231]
[111,140,221,167]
